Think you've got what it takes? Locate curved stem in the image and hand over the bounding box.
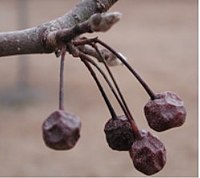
[88,57,139,135]
[91,45,139,134]
[96,39,157,100]
[92,45,131,116]
[80,53,117,119]
[83,54,126,114]
[59,48,66,110]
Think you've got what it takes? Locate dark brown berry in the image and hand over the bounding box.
[129,130,166,175]
[42,110,81,150]
[144,91,186,132]
[104,115,135,151]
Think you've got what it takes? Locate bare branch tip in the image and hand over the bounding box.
[90,11,122,32]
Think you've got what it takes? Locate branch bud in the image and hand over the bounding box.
[100,49,128,67]
[90,12,122,32]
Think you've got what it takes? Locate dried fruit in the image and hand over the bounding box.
[104,115,135,151]
[42,110,81,150]
[129,130,166,175]
[144,91,186,132]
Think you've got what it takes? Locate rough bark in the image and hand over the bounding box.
[0,0,118,57]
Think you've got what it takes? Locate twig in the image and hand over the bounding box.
[0,0,119,57]
[47,12,121,51]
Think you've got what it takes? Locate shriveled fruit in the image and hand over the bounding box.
[129,130,166,175]
[104,115,135,151]
[42,110,81,150]
[144,91,186,132]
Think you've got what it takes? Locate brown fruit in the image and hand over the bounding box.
[144,91,186,132]
[42,110,81,150]
[129,130,166,175]
[104,115,135,151]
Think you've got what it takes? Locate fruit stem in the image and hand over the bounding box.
[59,47,66,111]
[86,56,140,135]
[92,45,131,116]
[84,56,124,112]
[96,39,156,100]
[80,53,117,119]
[91,44,140,134]
[82,53,130,118]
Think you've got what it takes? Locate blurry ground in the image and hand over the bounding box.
[0,0,197,177]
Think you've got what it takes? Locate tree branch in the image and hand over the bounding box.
[0,0,118,57]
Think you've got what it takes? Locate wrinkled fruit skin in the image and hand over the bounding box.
[129,130,166,175]
[144,91,186,132]
[42,110,81,150]
[104,115,135,151]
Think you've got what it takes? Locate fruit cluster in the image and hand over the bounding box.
[42,38,186,176]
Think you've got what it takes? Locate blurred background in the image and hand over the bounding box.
[0,0,197,177]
